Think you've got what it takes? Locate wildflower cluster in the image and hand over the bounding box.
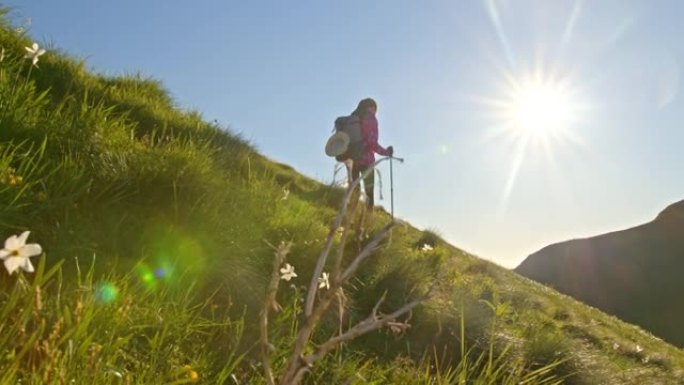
[421,243,434,252]
[279,262,330,290]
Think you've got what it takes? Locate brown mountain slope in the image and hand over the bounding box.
[515,199,684,347]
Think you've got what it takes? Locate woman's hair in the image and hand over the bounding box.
[351,98,377,118]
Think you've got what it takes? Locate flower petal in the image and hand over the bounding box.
[17,231,30,247]
[37,49,46,56]
[22,258,34,273]
[32,42,39,51]
[19,243,42,258]
[4,234,19,250]
[0,250,9,259]
[4,257,23,275]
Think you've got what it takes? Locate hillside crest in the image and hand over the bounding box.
[516,199,684,347]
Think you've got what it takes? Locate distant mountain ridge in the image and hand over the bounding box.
[515,199,684,347]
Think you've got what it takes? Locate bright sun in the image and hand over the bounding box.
[512,82,571,135]
[480,67,586,211]
[505,77,575,140]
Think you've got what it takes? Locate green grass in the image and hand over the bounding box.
[1,10,684,384]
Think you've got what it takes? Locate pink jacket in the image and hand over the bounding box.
[359,112,391,166]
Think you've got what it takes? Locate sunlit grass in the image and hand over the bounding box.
[0,10,683,384]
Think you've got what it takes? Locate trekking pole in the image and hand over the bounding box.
[388,155,404,220]
[390,156,394,219]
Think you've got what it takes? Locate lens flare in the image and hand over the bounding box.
[153,257,175,281]
[136,224,210,290]
[134,257,178,291]
[95,283,119,303]
[137,264,158,290]
[144,225,208,278]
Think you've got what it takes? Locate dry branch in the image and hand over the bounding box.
[266,157,426,385]
[304,158,389,317]
[260,241,291,385]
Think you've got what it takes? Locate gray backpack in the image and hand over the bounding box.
[333,115,364,162]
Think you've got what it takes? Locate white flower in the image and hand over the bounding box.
[107,369,123,378]
[24,42,46,67]
[613,343,620,350]
[635,345,643,353]
[279,263,297,281]
[0,231,42,275]
[281,188,290,200]
[421,243,433,252]
[318,272,330,290]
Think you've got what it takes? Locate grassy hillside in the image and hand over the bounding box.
[516,199,684,348]
[1,12,684,384]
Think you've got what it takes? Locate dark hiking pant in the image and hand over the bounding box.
[351,162,375,208]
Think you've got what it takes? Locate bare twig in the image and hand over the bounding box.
[280,285,340,383]
[289,295,428,383]
[309,296,425,362]
[332,191,359,279]
[260,241,291,385]
[305,157,389,317]
[340,222,394,282]
[279,222,399,384]
[372,292,388,316]
[387,321,412,335]
[272,157,424,385]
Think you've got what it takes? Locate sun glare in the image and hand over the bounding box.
[480,0,593,216]
[510,81,572,137]
[502,75,577,142]
[479,67,586,214]
[483,68,584,149]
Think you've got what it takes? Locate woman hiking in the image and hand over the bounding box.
[350,97,393,210]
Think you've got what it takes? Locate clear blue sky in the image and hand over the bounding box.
[8,0,684,268]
